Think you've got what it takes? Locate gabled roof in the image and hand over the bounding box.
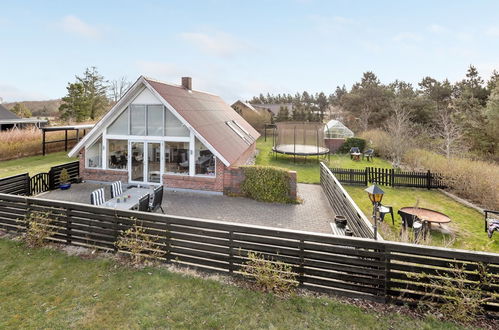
[69,76,260,166]
[0,104,20,120]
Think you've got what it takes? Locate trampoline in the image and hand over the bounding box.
[272,121,329,162]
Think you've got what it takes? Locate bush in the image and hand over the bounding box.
[415,263,494,324]
[240,166,293,203]
[20,211,55,248]
[359,129,391,158]
[403,149,499,210]
[241,251,298,295]
[338,137,366,153]
[115,218,163,266]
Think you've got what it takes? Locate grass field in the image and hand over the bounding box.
[345,186,498,253]
[0,152,76,178]
[0,238,465,329]
[255,138,392,183]
[255,137,496,253]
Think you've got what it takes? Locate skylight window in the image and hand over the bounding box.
[226,120,255,145]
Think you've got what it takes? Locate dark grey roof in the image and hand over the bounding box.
[0,104,20,120]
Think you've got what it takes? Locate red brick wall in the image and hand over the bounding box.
[163,158,225,192]
[324,138,345,153]
[79,150,128,182]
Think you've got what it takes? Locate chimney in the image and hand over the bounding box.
[181,77,192,90]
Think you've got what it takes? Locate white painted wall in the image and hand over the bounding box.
[131,88,161,104]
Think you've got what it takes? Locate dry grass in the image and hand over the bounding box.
[0,127,76,161]
[404,149,499,210]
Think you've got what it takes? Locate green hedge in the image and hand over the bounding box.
[338,137,366,153]
[240,166,293,203]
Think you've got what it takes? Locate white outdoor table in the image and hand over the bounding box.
[102,187,153,210]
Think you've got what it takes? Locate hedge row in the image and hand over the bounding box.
[240,166,294,203]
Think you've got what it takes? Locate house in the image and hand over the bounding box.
[0,104,47,131]
[231,100,272,130]
[69,76,260,192]
[251,103,294,117]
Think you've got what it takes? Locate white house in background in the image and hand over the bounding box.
[69,76,260,192]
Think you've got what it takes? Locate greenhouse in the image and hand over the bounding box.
[324,119,354,139]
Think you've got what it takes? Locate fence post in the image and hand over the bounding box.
[25,174,31,196]
[66,207,72,244]
[390,169,394,187]
[427,170,431,190]
[299,239,305,285]
[364,167,368,186]
[48,168,55,190]
[229,231,234,273]
[383,245,391,303]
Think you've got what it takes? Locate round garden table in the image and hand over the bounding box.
[399,207,451,226]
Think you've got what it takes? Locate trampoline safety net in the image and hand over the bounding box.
[273,121,329,155]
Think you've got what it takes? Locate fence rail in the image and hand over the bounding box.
[0,173,30,195]
[0,161,79,196]
[0,193,498,314]
[320,163,375,239]
[330,167,446,189]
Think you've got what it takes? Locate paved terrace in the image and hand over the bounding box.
[38,183,335,234]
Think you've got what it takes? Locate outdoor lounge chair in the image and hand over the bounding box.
[485,210,499,238]
[90,188,106,206]
[363,149,374,161]
[138,194,150,212]
[110,181,124,199]
[149,185,165,213]
[398,209,428,241]
[379,204,394,225]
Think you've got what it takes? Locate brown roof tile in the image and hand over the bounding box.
[145,78,260,166]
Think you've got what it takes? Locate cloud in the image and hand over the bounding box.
[0,83,48,102]
[60,15,101,39]
[427,24,448,34]
[393,32,423,42]
[486,27,499,37]
[179,31,248,57]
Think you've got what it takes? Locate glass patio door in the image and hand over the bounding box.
[130,142,144,182]
[129,141,162,184]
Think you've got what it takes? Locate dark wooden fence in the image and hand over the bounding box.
[320,163,375,239]
[0,192,497,314]
[330,167,446,189]
[0,161,79,196]
[0,173,30,195]
[48,161,80,190]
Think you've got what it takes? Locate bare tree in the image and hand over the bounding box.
[433,109,464,158]
[384,100,413,167]
[109,77,132,102]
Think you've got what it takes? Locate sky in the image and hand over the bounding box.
[1,0,499,103]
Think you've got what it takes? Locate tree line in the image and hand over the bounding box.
[59,67,131,122]
[250,65,499,160]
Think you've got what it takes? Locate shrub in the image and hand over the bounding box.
[115,218,163,266]
[403,149,499,210]
[241,251,298,295]
[20,211,55,248]
[59,168,70,183]
[240,166,293,203]
[359,129,391,158]
[338,137,366,153]
[416,263,494,323]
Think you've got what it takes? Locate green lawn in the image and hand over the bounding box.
[0,152,76,178]
[256,137,496,253]
[255,138,392,183]
[0,238,465,329]
[344,186,498,253]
